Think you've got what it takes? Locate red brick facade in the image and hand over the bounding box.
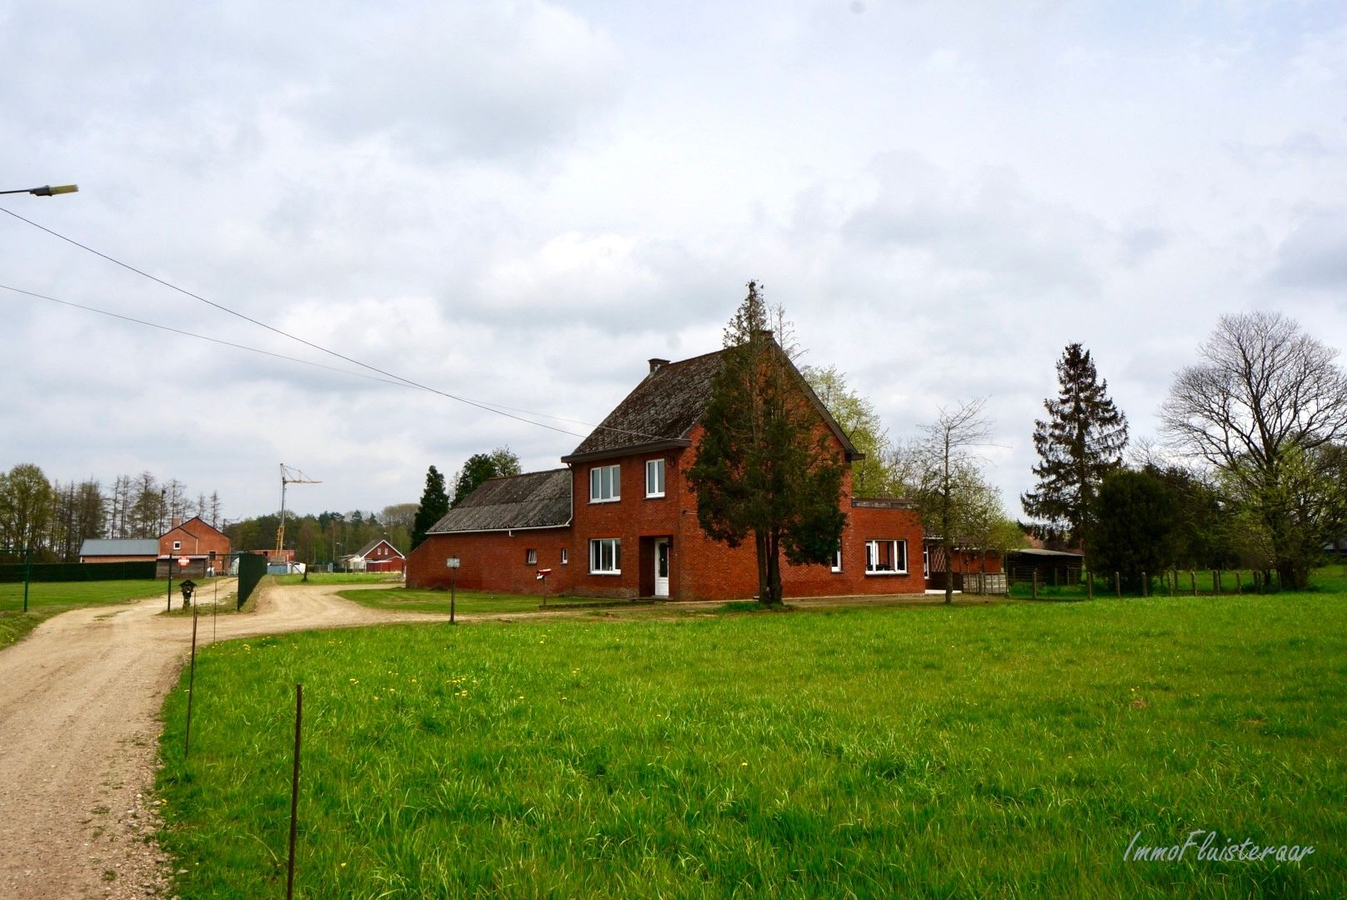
[408,427,929,602]
[158,517,230,565]
[406,343,996,602]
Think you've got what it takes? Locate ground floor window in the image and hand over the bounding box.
[525,549,537,565]
[866,539,907,574]
[589,538,621,575]
[561,548,569,565]
[832,545,843,572]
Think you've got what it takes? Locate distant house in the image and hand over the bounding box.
[79,539,159,564]
[351,538,406,574]
[408,345,948,601]
[158,516,232,578]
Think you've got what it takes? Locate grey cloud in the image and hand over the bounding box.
[1273,209,1347,288]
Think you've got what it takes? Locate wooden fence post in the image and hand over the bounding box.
[1032,570,1039,601]
[1086,570,1094,600]
[1191,570,1197,596]
[1142,571,1148,597]
[1214,569,1221,595]
[1114,572,1121,598]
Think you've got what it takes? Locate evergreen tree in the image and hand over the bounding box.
[687,281,847,606]
[452,447,521,506]
[1091,468,1178,592]
[412,466,450,550]
[1021,343,1128,552]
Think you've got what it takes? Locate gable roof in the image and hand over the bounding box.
[562,350,725,463]
[162,516,227,540]
[80,538,159,557]
[354,538,405,559]
[427,468,572,534]
[562,343,863,464]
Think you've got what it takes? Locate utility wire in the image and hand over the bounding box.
[0,205,664,442]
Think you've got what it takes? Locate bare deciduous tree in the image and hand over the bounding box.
[1162,311,1347,587]
[908,398,993,604]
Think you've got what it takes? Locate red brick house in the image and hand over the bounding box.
[352,538,407,574]
[407,346,931,601]
[158,516,232,578]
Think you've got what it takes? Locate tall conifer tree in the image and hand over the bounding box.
[411,465,450,550]
[688,282,846,605]
[1021,343,1128,549]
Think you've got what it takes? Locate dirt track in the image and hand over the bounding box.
[0,580,446,899]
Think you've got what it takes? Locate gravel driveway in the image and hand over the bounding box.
[0,579,443,899]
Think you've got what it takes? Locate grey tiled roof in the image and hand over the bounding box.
[79,539,159,557]
[564,350,725,460]
[427,469,572,534]
[564,344,863,462]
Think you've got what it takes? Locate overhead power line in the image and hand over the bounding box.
[0,205,662,443]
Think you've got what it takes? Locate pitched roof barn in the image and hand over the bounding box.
[427,468,572,534]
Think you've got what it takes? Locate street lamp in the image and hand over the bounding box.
[0,184,78,196]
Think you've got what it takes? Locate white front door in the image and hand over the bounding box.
[654,538,670,598]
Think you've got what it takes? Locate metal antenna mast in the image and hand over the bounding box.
[276,464,321,556]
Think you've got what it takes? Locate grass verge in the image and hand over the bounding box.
[0,579,167,650]
[341,587,624,615]
[159,593,1345,898]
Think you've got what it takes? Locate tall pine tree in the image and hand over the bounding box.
[687,282,846,605]
[1021,343,1128,551]
[411,466,449,550]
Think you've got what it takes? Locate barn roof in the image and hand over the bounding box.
[79,538,159,557]
[427,468,572,534]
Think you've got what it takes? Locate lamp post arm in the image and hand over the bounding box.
[0,185,79,196]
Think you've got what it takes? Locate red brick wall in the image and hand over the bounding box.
[571,426,927,601]
[406,528,573,595]
[159,518,231,561]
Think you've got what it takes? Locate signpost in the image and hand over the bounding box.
[537,568,552,607]
[446,557,460,624]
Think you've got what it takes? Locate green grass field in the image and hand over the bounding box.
[158,590,1345,898]
[0,579,169,649]
[342,587,625,615]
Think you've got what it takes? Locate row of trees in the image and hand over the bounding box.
[0,464,223,562]
[223,505,417,566]
[1021,312,1347,590]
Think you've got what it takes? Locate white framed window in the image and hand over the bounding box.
[645,458,666,498]
[525,549,537,565]
[923,547,930,579]
[561,548,569,565]
[589,465,620,503]
[865,539,907,575]
[589,538,621,575]
[172,541,181,551]
[832,545,843,573]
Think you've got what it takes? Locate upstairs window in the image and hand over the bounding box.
[525,549,537,565]
[172,541,181,551]
[645,459,666,497]
[590,465,620,503]
[561,548,569,565]
[866,540,907,575]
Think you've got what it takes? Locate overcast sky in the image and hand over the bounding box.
[3,1,1346,523]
